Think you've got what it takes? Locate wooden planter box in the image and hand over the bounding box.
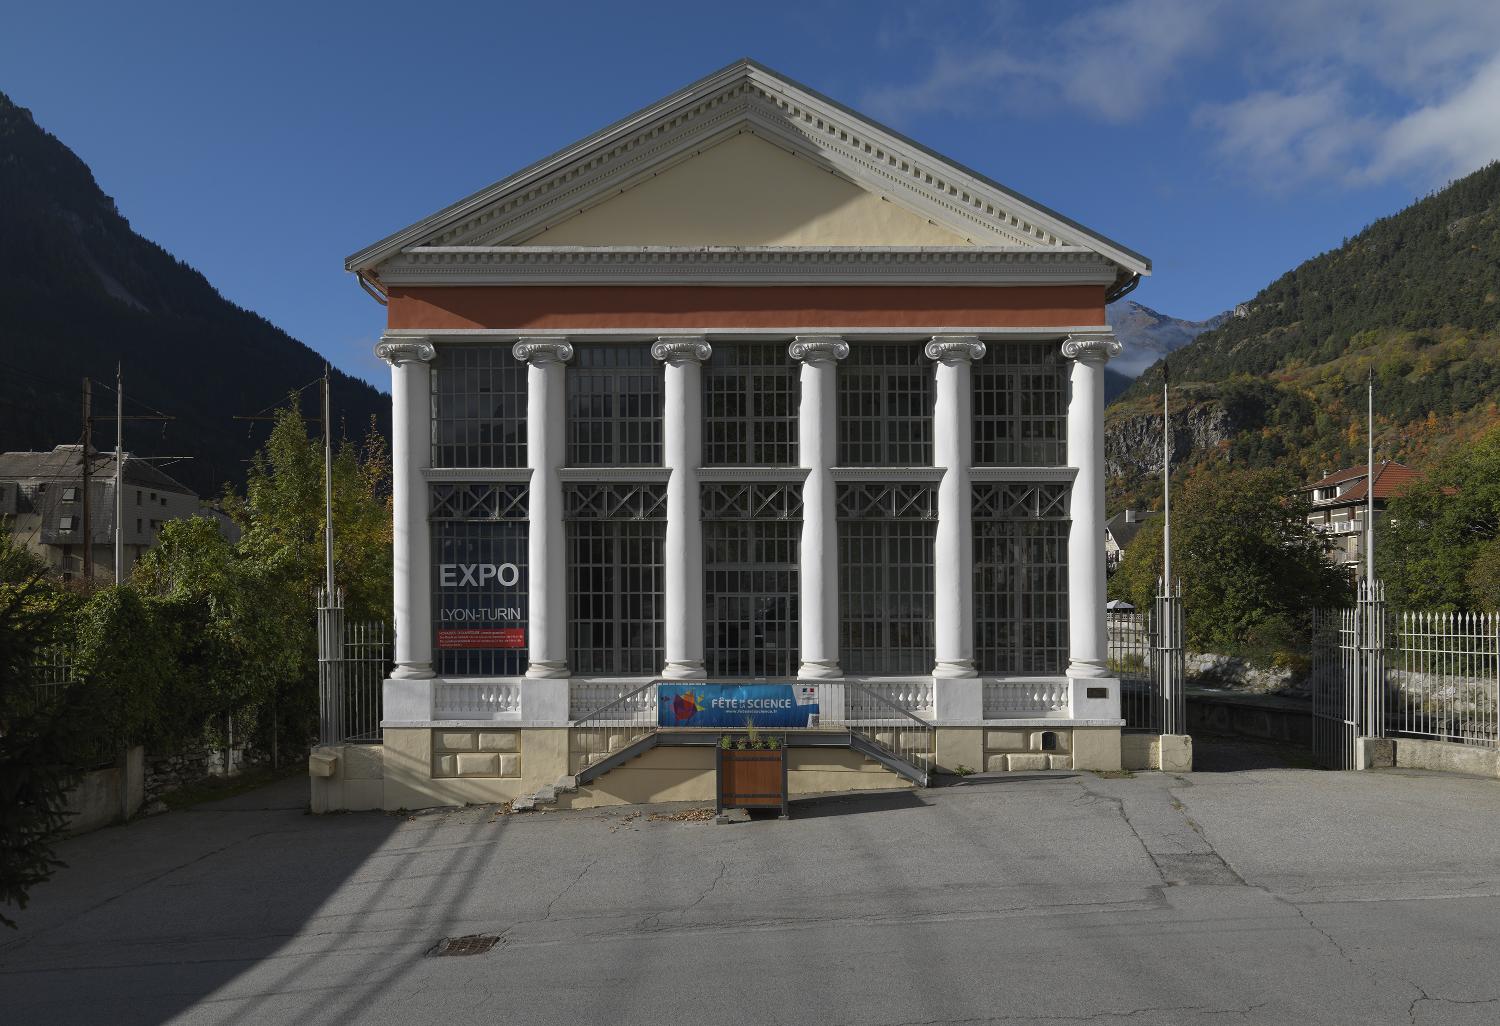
[716,743,788,818]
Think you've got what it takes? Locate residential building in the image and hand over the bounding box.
[333,60,1153,811]
[1105,508,1155,572]
[0,444,202,581]
[1300,461,1419,569]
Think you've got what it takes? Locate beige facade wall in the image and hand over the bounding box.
[523,132,971,247]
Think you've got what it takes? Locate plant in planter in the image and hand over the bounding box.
[716,720,789,818]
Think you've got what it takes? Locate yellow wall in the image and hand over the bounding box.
[522,132,972,247]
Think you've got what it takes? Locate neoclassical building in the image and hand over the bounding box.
[329,60,1150,811]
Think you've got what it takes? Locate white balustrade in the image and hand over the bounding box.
[982,679,1071,718]
[433,682,523,719]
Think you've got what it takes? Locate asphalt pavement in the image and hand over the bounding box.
[5,747,1500,1026]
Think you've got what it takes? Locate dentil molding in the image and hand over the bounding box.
[374,339,436,365]
[924,335,987,363]
[1061,332,1122,362]
[650,337,712,363]
[788,336,849,363]
[511,338,575,364]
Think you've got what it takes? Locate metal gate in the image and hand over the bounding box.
[1110,578,1185,734]
[1311,580,1387,770]
[317,589,390,745]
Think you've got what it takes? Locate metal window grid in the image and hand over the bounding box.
[838,482,937,674]
[837,344,934,466]
[565,483,667,675]
[972,342,1068,467]
[567,344,663,466]
[702,482,801,678]
[431,346,527,468]
[703,342,799,466]
[972,482,1068,674]
[430,483,529,676]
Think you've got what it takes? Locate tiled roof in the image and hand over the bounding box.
[1302,461,1419,503]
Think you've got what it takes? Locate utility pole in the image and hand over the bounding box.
[115,363,124,583]
[322,365,335,596]
[81,377,93,581]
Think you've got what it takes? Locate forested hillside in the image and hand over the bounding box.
[1108,161,1500,509]
[0,91,387,496]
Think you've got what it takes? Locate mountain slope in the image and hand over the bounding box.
[1107,300,1226,379]
[1107,161,1500,508]
[0,91,387,496]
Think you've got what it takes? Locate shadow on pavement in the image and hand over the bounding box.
[0,775,417,1026]
[790,788,932,818]
[1191,734,1319,772]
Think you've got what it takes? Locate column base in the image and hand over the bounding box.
[390,662,435,681]
[1066,659,1112,679]
[1067,676,1120,720]
[525,661,570,680]
[382,677,433,722]
[931,659,977,679]
[661,660,706,680]
[797,661,843,680]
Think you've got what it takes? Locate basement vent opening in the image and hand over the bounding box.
[428,934,500,957]
[1040,731,1059,752]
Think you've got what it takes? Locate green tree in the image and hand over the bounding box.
[0,533,85,927]
[1110,466,1350,659]
[1380,423,1500,610]
[134,403,392,753]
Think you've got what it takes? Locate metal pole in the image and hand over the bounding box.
[1162,362,1171,588]
[81,377,93,581]
[1366,371,1375,588]
[115,362,124,583]
[322,366,335,597]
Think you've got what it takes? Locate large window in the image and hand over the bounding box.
[973,483,1069,674]
[972,343,1067,467]
[565,483,666,675]
[703,343,798,466]
[432,346,527,468]
[837,343,933,466]
[702,483,801,678]
[430,483,529,676]
[567,345,663,466]
[837,482,937,674]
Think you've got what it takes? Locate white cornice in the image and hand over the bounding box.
[347,60,1150,278]
[381,326,1112,342]
[373,246,1118,286]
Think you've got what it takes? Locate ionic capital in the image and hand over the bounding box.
[924,335,987,364]
[511,337,575,365]
[788,335,849,364]
[1061,332,1122,363]
[374,338,436,366]
[650,336,712,364]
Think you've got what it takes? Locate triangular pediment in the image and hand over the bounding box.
[348,59,1150,277]
[517,132,971,247]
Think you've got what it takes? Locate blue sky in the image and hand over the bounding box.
[5,0,1500,390]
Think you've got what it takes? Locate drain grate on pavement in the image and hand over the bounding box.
[427,934,500,957]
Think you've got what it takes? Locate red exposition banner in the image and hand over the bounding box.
[437,628,526,649]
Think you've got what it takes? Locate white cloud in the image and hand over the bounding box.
[1368,53,1500,181]
[869,0,1500,188]
[866,0,1220,124]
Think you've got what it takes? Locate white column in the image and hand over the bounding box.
[790,336,848,680]
[513,338,573,679]
[654,337,711,680]
[376,338,436,682]
[927,336,986,678]
[1062,332,1121,685]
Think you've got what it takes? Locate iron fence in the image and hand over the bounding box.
[1390,611,1498,747]
[317,589,390,746]
[1311,580,1389,769]
[1109,579,1183,734]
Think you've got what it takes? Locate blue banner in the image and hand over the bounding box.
[657,683,819,729]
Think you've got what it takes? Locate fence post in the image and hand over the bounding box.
[317,588,346,747]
